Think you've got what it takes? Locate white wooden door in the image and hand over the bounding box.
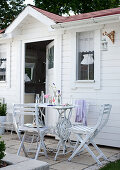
[46,41,54,95]
[46,41,56,128]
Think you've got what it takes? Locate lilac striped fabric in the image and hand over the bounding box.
[75,100,87,126]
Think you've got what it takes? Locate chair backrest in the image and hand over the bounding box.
[94,104,112,135]
[13,103,38,132]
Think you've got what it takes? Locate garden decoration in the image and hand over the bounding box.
[103,31,115,44]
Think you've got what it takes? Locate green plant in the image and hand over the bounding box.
[0,103,7,116]
[100,159,120,170]
[0,137,6,162]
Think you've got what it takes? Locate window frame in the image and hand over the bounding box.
[0,42,11,87]
[71,28,101,89]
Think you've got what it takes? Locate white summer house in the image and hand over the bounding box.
[0,5,120,147]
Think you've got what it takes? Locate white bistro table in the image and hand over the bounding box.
[37,103,74,160]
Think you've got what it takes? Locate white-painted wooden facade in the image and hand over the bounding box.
[0,6,120,147]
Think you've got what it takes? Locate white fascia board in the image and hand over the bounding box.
[5,6,56,34]
[0,33,12,40]
[28,6,56,26]
[52,14,120,30]
[5,7,29,34]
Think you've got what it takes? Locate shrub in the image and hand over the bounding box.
[0,103,7,116]
[0,137,6,163]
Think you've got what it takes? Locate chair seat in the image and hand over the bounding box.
[70,125,94,134]
[18,126,48,133]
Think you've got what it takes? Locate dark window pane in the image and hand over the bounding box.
[48,46,54,69]
[77,51,94,80]
[0,59,6,81]
[25,68,31,80]
[81,65,88,80]
[89,64,94,80]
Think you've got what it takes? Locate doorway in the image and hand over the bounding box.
[24,40,53,103]
[24,40,53,124]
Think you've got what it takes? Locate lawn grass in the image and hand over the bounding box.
[100,160,120,170]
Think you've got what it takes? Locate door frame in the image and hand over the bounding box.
[20,35,62,104]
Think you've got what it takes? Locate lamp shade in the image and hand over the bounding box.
[81,54,94,65]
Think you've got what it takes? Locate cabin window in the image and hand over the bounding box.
[48,46,54,69]
[76,31,94,80]
[0,44,7,81]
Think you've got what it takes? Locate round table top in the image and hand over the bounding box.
[37,103,74,109]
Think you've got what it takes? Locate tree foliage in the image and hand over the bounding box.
[0,0,25,29]
[34,0,120,15]
[0,0,120,30]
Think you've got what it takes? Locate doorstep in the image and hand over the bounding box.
[2,153,49,170]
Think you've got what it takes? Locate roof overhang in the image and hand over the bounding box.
[5,6,56,34]
[51,14,120,30]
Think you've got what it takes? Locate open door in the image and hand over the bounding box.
[46,41,54,96]
[46,41,56,128]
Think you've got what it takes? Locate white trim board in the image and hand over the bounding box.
[5,6,56,34]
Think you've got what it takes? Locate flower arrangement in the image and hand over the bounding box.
[45,83,61,105]
[44,94,50,99]
[49,83,57,97]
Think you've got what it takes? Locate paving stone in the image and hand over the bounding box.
[109,152,120,162]
[1,160,49,170]
[3,153,29,164]
[71,154,96,166]
[84,149,115,158]
[84,164,100,170]
[2,133,120,170]
[5,140,20,148]
[14,159,49,170]
[38,155,62,166]
[2,153,49,170]
[6,148,17,154]
[51,161,87,170]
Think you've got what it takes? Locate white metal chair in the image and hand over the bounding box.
[68,104,112,165]
[13,103,49,159]
[3,113,14,134]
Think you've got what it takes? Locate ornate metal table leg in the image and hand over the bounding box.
[54,108,72,160]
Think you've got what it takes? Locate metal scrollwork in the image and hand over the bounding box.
[56,117,72,141]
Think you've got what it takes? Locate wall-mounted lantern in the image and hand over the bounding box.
[101,38,108,51]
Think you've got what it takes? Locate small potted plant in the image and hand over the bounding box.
[0,103,7,135]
